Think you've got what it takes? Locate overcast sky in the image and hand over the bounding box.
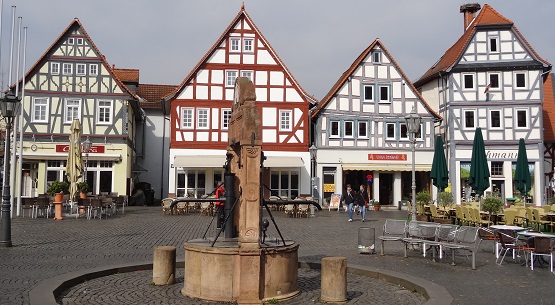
[2,0,554,100]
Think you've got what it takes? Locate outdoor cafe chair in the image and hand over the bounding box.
[284,204,295,217]
[503,209,517,226]
[495,229,523,265]
[34,196,51,218]
[429,205,448,221]
[378,219,407,256]
[296,204,309,218]
[161,198,174,215]
[530,236,554,273]
[533,209,552,232]
[21,197,36,217]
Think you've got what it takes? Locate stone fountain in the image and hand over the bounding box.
[182,77,299,304]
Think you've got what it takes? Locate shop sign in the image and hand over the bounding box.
[368,154,407,161]
[55,144,105,153]
[323,184,335,192]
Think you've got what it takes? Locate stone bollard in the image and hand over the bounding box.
[152,246,176,285]
[320,256,347,303]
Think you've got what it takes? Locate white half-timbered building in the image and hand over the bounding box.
[311,39,441,207]
[14,19,142,198]
[165,5,316,198]
[414,4,552,205]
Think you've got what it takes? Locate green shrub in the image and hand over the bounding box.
[47,180,69,195]
[437,191,454,210]
[482,194,503,215]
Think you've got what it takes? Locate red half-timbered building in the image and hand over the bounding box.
[165,5,316,198]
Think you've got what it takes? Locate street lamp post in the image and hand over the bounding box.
[405,106,421,222]
[82,137,92,185]
[0,92,21,247]
[309,144,317,217]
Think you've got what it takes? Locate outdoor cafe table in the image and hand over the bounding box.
[490,225,526,258]
[517,231,555,269]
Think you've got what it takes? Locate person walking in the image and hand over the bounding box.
[356,184,368,222]
[341,184,356,222]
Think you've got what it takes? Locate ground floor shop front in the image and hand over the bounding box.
[315,149,434,208]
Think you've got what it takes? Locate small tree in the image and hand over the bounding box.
[416,190,432,214]
[437,191,454,211]
[482,194,503,225]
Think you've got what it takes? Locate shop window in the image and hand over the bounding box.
[270,170,299,198]
[176,170,206,198]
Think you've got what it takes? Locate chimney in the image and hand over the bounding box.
[460,3,481,31]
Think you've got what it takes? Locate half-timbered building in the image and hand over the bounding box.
[414,4,552,205]
[14,19,142,198]
[311,39,441,207]
[165,5,316,198]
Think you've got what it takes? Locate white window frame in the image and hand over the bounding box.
[96,100,113,124]
[378,85,390,103]
[226,70,238,87]
[515,109,529,129]
[400,123,409,140]
[89,64,98,75]
[463,109,476,129]
[181,107,194,129]
[221,108,232,130]
[489,36,499,53]
[51,62,60,75]
[487,72,501,90]
[358,121,368,138]
[372,51,381,63]
[330,120,340,138]
[243,38,254,52]
[77,38,84,45]
[279,110,292,131]
[67,37,74,45]
[76,63,86,76]
[62,63,72,75]
[270,170,299,199]
[514,72,527,89]
[196,108,209,129]
[362,84,374,102]
[176,169,206,198]
[230,38,240,52]
[32,97,49,123]
[344,121,354,138]
[463,73,475,90]
[489,109,503,129]
[241,70,253,81]
[64,98,81,123]
[386,123,396,140]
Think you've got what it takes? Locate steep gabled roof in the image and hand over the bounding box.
[137,84,178,109]
[415,4,550,87]
[311,39,441,120]
[163,5,317,105]
[15,18,138,101]
[543,74,555,141]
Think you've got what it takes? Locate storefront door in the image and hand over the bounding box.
[379,173,393,205]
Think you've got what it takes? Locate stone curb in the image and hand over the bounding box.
[31,260,452,305]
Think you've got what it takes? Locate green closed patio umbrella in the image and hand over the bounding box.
[431,135,449,192]
[469,128,490,209]
[514,138,531,207]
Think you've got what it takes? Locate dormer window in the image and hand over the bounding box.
[243,38,254,52]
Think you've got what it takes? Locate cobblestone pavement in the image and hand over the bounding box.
[57,268,425,305]
[1,206,555,305]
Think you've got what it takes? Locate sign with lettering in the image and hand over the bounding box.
[56,145,105,153]
[323,184,335,193]
[368,154,407,161]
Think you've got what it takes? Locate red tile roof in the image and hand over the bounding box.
[113,68,140,83]
[137,84,178,109]
[311,38,441,121]
[543,74,555,141]
[162,5,317,105]
[415,4,550,86]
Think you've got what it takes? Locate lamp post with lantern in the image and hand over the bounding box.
[0,92,21,247]
[309,144,318,217]
[405,106,421,222]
